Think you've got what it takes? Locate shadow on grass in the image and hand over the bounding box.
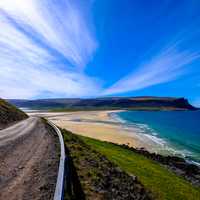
[64,146,85,200]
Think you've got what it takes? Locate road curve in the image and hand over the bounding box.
[0,117,59,200]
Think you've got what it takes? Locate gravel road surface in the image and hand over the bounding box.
[0,117,59,200]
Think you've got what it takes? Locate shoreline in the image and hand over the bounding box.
[28,110,168,151]
[28,109,199,164]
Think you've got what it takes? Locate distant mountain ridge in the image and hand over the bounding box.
[0,99,28,129]
[8,96,197,111]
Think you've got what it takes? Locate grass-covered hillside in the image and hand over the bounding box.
[62,129,200,200]
[82,137,200,200]
[0,98,28,129]
[62,129,152,200]
[9,96,197,111]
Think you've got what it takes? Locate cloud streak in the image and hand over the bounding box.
[0,0,99,99]
[1,0,200,99]
[103,43,200,95]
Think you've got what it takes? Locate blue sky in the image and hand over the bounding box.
[0,0,200,106]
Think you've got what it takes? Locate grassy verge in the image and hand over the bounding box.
[81,136,200,200]
[62,129,151,200]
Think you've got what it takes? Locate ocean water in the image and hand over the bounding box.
[116,110,200,164]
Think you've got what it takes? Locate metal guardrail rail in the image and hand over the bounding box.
[48,120,66,200]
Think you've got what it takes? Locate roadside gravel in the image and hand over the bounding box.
[0,117,60,200]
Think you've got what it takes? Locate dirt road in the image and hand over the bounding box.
[0,117,59,200]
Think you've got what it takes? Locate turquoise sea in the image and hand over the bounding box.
[115,110,200,164]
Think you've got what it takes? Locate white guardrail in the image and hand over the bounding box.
[48,120,66,200]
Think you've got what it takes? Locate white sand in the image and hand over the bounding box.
[28,110,157,149]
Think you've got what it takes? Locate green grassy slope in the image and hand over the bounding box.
[62,129,152,200]
[0,98,28,129]
[81,136,200,200]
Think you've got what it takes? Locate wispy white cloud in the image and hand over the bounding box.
[0,0,99,99]
[191,98,200,107]
[1,0,199,99]
[0,65,100,98]
[103,44,200,95]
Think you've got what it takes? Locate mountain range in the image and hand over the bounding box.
[8,96,197,111]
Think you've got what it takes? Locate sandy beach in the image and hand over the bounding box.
[28,110,159,149]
